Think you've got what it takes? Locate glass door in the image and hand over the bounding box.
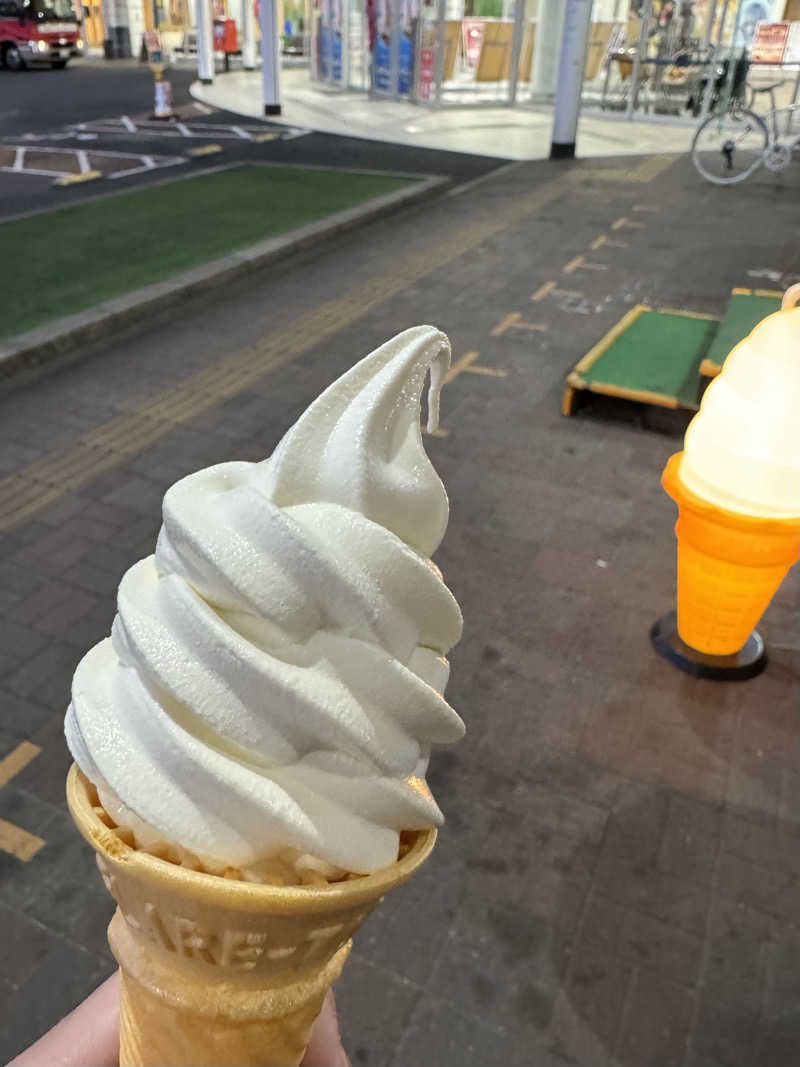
[369,0,418,96]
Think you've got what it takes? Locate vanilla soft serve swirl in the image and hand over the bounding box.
[65,327,464,874]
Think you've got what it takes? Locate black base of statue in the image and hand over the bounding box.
[650,611,766,681]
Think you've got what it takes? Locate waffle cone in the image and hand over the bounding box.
[67,765,436,1066]
[662,453,799,655]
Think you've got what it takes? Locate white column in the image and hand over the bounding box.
[260,0,281,113]
[550,0,592,158]
[196,0,214,83]
[241,0,257,68]
[531,0,567,100]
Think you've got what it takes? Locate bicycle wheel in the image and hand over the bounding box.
[691,108,768,185]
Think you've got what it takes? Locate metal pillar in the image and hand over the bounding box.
[626,0,653,120]
[550,0,592,158]
[699,0,730,119]
[508,0,526,106]
[241,0,257,69]
[433,0,446,107]
[532,0,568,100]
[260,0,281,113]
[196,0,214,83]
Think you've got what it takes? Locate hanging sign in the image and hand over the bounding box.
[751,20,789,62]
[462,18,484,67]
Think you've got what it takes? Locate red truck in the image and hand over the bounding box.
[0,0,84,69]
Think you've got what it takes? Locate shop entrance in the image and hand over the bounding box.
[307,0,800,120]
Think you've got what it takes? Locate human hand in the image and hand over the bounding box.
[301,990,350,1067]
[9,972,349,1067]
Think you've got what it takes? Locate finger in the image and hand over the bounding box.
[9,970,121,1067]
[301,989,350,1067]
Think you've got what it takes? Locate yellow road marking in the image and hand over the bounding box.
[251,132,280,143]
[188,144,223,157]
[0,742,45,862]
[0,742,41,789]
[0,818,46,862]
[731,287,784,298]
[611,216,645,231]
[427,426,450,437]
[591,235,628,251]
[531,280,557,301]
[531,281,582,303]
[54,170,102,187]
[563,255,608,275]
[445,351,507,382]
[573,155,678,185]
[0,156,669,533]
[657,307,719,321]
[491,312,547,336]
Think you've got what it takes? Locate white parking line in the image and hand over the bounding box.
[1,145,187,182]
[68,117,311,142]
[281,127,312,141]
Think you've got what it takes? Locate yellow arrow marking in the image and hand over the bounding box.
[54,170,102,187]
[445,351,507,382]
[491,312,548,336]
[0,742,45,862]
[611,216,645,231]
[0,742,41,789]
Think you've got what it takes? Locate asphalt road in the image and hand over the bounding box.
[0,58,198,137]
[0,57,506,220]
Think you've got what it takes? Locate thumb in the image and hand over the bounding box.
[301,989,350,1067]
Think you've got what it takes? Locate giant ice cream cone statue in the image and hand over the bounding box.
[63,327,465,1065]
[655,286,800,675]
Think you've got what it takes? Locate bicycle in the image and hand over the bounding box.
[691,80,800,185]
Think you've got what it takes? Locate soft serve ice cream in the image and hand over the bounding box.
[65,326,464,877]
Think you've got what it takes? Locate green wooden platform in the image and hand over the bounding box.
[564,288,785,417]
[562,305,719,415]
[699,288,782,378]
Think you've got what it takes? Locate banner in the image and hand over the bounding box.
[462,18,484,68]
[751,20,789,62]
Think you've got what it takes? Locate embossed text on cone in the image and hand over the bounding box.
[662,453,800,655]
[67,765,436,1067]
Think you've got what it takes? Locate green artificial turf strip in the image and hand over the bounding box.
[581,309,718,409]
[704,292,782,370]
[1,166,415,339]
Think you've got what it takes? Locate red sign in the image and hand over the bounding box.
[751,21,789,63]
[213,17,238,51]
[418,45,435,99]
[462,18,484,68]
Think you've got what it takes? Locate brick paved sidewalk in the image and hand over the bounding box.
[1,153,799,1067]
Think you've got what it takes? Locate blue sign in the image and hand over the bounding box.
[372,31,414,94]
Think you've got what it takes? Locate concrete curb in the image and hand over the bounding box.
[0,171,449,381]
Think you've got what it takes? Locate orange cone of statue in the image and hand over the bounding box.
[662,285,800,655]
